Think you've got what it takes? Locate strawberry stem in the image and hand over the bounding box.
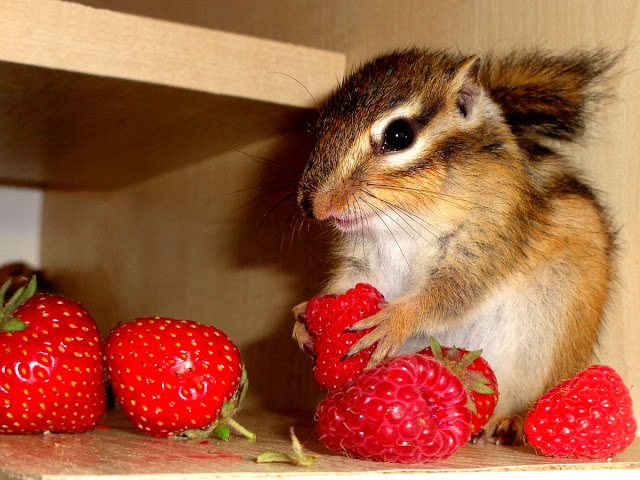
[181,367,256,441]
[212,423,231,441]
[226,417,256,441]
[425,336,497,414]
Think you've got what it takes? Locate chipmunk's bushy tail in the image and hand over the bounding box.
[480,49,622,142]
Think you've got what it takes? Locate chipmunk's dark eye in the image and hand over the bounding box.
[382,119,414,152]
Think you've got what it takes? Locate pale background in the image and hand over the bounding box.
[0,186,41,267]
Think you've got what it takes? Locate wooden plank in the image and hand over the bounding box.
[0,0,344,188]
[0,0,345,109]
[0,409,638,480]
[0,62,315,188]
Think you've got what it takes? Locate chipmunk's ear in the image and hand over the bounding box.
[453,55,482,118]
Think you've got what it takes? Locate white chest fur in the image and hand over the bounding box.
[334,217,446,300]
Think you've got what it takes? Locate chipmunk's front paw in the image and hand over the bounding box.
[346,308,412,368]
[473,414,525,446]
[292,301,315,356]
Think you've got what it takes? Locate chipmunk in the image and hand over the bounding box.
[292,48,619,445]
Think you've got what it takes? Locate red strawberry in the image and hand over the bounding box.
[305,283,384,391]
[0,276,106,434]
[524,364,637,459]
[103,317,253,440]
[419,337,498,435]
[315,354,472,463]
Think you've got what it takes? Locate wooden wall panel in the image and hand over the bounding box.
[41,132,328,410]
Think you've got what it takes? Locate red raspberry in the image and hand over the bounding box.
[524,365,637,459]
[315,354,472,463]
[305,283,384,391]
[420,338,498,435]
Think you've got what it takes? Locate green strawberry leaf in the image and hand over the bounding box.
[256,451,299,464]
[466,395,479,415]
[213,424,231,441]
[465,370,494,389]
[1,275,37,323]
[447,345,460,361]
[429,336,444,360]
[256,428,317,467]
[181,367,255,441]
[468,381,497,395]
[1,317,28,332]
[0,278,11,306]
[235,367,249,405]
[0,275,37,332]
[256,449,317,467]
[459,349,483,368]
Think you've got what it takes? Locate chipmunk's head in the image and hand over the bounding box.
[297,49,515,233]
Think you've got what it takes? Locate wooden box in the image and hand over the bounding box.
[1,1,639,478]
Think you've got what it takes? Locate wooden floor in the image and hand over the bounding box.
[0,409,639,480]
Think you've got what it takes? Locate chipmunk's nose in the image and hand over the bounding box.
[297,186,340,222]
[297,188,315,219]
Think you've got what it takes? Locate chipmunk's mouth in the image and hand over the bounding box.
[331,214,373,232]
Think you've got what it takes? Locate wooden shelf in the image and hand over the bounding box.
[1,409,639,480]
[0,0,345,188]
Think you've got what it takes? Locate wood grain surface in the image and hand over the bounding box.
[0,409,638,480]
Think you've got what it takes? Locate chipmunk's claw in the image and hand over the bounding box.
[292,301,315,356]
[474,414,525,446]
[346,312,403,368]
